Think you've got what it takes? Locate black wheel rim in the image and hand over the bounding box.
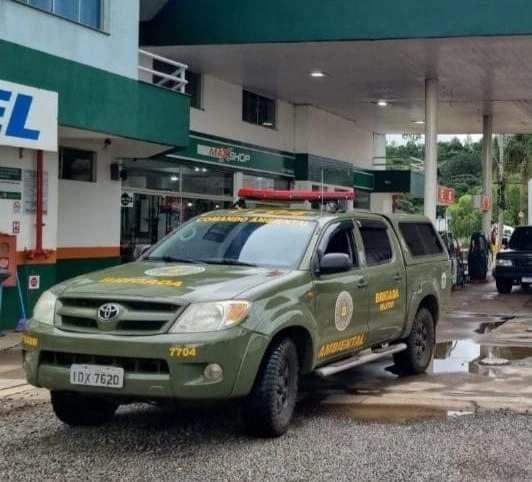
[275,362,291,413]
[414,319,431,363]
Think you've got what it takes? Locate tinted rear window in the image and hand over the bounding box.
[510,228,532,251]
[399,222,444,257]
[359,220,393,265]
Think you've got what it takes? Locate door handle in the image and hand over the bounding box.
[392,273,402,281]
[357,278,368,288]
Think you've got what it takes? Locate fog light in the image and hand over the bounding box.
[204,363,223,382]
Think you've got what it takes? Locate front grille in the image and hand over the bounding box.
[62,316,98,330]
[116,320,167,331]
[57,297,181,334]
[61,298,177,313]
[515,259,532,269]
[40,351,169,374]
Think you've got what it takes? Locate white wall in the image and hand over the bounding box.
[0,0,140,79]
[0,146,58,252]
[191,75,375,169]
[295,106,373,167]
[57,139,121,248]
[191,75,296,153]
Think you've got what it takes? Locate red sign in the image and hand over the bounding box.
[481,195,492,211]
[0,233,17,287]
[438,186,456,206]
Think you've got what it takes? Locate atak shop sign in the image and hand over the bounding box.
[437,186,456,206]
[0,80,58,152]
[170,134,296,177]
[197,144,251,164]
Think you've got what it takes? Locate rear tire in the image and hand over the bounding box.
[496,279,513,294]
[394,308,435,375]
[51,391,118,426]
[243,338,299,438]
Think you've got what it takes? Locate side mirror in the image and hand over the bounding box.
[319,253,352,274]
[502,238,509,249]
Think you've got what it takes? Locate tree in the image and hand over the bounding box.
[506,134,532,224]
[448,194,482,240]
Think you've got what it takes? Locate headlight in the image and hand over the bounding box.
[33,290,57,325]
[170,301,251,333]
[496,258,513,267]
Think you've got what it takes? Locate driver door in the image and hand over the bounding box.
[312,220,370,362]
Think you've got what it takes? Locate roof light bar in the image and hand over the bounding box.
[238,188,355,201]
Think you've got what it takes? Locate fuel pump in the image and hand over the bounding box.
[0,234,17,335]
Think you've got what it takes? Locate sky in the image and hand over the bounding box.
[387,134,483,145]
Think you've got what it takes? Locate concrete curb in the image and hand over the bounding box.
[0,332,22,353]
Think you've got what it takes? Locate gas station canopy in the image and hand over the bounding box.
[141,0,532,134]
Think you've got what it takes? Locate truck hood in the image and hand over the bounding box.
[57,261,293,303]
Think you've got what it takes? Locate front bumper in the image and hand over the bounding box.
[23,322,268,400]
[493,269,532,284]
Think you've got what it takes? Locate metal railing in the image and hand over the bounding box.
[372,156,424,172]
[138,49,188,94]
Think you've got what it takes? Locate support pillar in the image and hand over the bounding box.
[528,179,532,225]
[481,115,493,236]
[497,134,505,248]
[424,79,439,222]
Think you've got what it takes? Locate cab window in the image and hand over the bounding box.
[399,222,444,257]
[359,219,393,266]
[320,222,358,267]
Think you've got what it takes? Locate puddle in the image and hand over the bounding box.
[433,340,532,374]
[321,403,473,424]
[475,318,514,334]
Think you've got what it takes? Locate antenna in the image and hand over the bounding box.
[320,168,324,216]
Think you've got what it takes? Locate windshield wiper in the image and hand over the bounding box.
[201,259,258,267]
[144,256,200,264]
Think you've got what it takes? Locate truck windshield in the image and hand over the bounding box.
[509,227,532,251]
[146,215,316,269]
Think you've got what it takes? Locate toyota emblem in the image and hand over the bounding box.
[97,303,121,322]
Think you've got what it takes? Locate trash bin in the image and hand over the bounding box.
[468,232,490,282]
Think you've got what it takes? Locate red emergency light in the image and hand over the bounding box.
[238,188,355,201]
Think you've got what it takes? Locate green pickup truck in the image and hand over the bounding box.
[23,208,450,437]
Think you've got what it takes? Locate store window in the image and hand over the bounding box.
[353,190,371,210]
[242,174,290,190]
[19,0,103,29]
[242,90,276,128]
[152,62,202,108]
[359,220,393,266]
[59,147,96,182]
[186,71,202,109]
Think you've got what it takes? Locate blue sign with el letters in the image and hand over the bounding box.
[0,89,41,141]
[0,80,58,152]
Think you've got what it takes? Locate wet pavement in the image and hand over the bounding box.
[1,281,532,480]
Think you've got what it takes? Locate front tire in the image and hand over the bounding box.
[51,391,118,426]
[394,308,435,375]
[243,338,299,437]
[496,279,513,294]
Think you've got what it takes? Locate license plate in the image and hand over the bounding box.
[70,364,124,389]
[523,277,532,283]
